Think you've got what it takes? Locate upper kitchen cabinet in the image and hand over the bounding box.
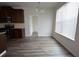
[0,6,13,17]
[12,9,24,23]
[0,6,14,23]
[0,6,24,23]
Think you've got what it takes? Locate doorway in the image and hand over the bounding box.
[32,16,38,37]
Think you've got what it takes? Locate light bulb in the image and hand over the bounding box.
[35,8,39,12]
[40,9,44,13]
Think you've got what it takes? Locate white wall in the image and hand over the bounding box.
[23,7,55,37]
[53,3,79,56]
[13,6,56,37]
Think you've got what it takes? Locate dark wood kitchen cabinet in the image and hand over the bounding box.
[0,34,6,54]
[0,6,14,23]
[0,6,13,17]
[0,6,24,23]
[10,29,22,39]
[14,29,22,38]
[12,9,24,23]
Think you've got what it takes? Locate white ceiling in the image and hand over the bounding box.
[0,2,60,8]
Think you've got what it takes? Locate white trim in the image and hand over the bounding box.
[0,50,6,57]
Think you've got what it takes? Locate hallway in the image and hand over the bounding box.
[3,37,73,57]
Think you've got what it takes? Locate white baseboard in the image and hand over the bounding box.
[0,50,6,57]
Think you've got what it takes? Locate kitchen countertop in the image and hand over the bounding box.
[0,32,6,35]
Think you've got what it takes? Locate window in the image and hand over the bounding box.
[55,3,78,40]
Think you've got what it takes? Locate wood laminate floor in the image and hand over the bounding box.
[3,37,73,57]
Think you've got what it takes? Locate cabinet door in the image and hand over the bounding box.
[0,8,14,23]
[14,29,22,38]
[13,9,24,23]
[0,9,5,23]
[10,29,22,39]
[0,35,6,53]
[0,9,5,17]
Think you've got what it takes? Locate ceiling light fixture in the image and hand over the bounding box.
[35,2,44,13]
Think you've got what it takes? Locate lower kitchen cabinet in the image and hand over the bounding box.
[10,29,22,39]
[0,34,6,54]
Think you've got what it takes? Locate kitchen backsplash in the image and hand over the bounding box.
[0,23,25,28]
